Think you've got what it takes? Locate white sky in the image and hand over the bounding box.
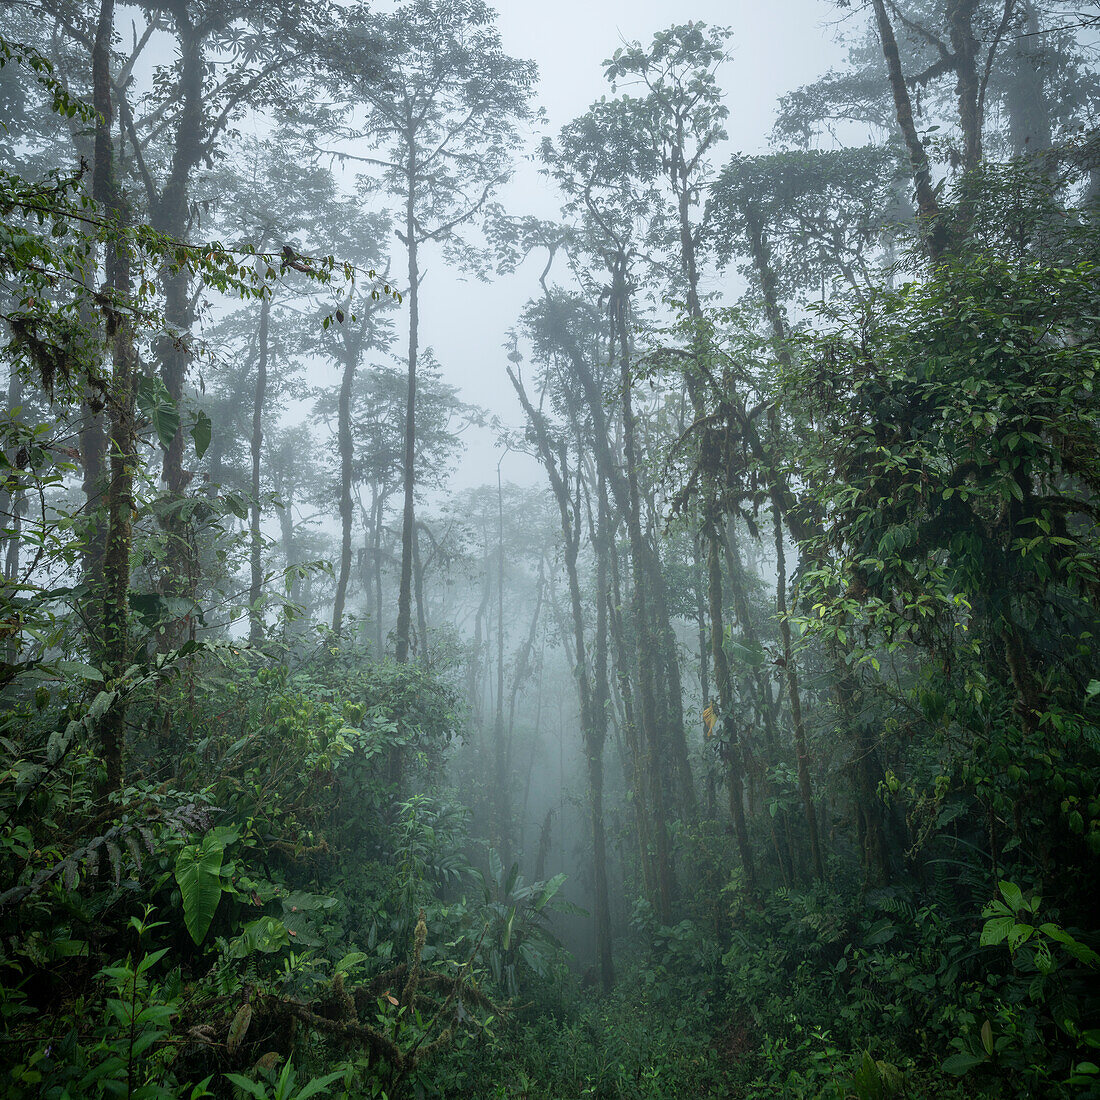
[412,0,854,490]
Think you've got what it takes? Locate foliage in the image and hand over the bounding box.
[3,1,1100,1098]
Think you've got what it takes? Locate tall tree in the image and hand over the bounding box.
[322,0,535,663]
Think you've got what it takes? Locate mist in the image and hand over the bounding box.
[2,0,1099,1097]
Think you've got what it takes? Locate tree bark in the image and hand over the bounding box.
[772,503,825,881]
[493,459,511,869]
[706,519,756,889]
[394,143,419,664]
[613,267,674,923]
[869,0,945,259]
[248,288,270,646]
[948,0,983,173]
[413,520,429,662]
[332,337,355,634]
[154,12,205,647]
[93,0,136,791]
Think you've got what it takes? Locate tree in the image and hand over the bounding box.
[321,0,535,662]
[785,239,1100,887]
[312,355,476,643]
[0,32,319,784]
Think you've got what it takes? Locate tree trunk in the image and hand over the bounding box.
[591,480,615,991]
[509,367,613,984]
[493,460,511,868]
[78,397,107,631]
[93,0,136,791]
[695,537,716,816]
[332,339,355,634]
[1005,0,1052,157]
[706,519,756,889]
[2,366,25,585]
[614,267,674,923]
[373,491,385,652]
[154,14,205,648]
[772,503,825,881]
[248,289,270,646]
[413,521,429,662]
[869,0,945,258]
[394,149,419,664]
[948,0,982,172]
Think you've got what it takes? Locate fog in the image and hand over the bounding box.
[4,0,1099,1095]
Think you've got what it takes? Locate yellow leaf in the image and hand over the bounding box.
[703,705,716,738]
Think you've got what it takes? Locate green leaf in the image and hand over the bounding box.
[334,951,368,976]
[534,872,567,911]
[230,917,290,957]
[980,1019,994,1056]
[294,1071,347,1100]
[190,410,212,459]
[942,1051,987,1075]
[998,881,1025,914]
[46,720,79,765]
[222,1074,268,1099]
[223,493,249,520]
[174,834,229,944]
[864,918,897,945]
[1007,922,1034,951]
[136,376,181,451]
[980,915,1014,947]
[226,1002,252,1055]
[281,891,337,913]
[54,659,104,682]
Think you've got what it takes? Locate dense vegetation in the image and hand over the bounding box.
[1,1,1098,1097]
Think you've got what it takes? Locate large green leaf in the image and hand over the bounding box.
[534,872,567,911]
[190,410,212,458]
[136,376,181,451]
[942,1051,987,1075]
[174,833,229,944]
[229,916,290,958]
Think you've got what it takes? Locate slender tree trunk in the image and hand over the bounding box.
[948,0,982,173]
[509,367,613,982]
[78,391,107,633]
[507,558,545,743]
[93,0,136,791]
[772,503,825,881]
[468,572,490,729]
[413,521,429,662]
[372,489,385,651]
[155,14,205,647]
[607,508,653,902]
[706,519,755,889]
[695,538,716,816]
[493,460,511,868]
[2,366,25,585]
[591,474,615,992]
[615,269,673,922]
[1005,1,1052,157]
[395,150,419,664]
[276,489,300,606]
[720,521,794,882]
[869,0,945,258]
[248,289,270,646]
[332,339,355,634]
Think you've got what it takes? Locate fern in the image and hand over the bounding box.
[0,800,215,909]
